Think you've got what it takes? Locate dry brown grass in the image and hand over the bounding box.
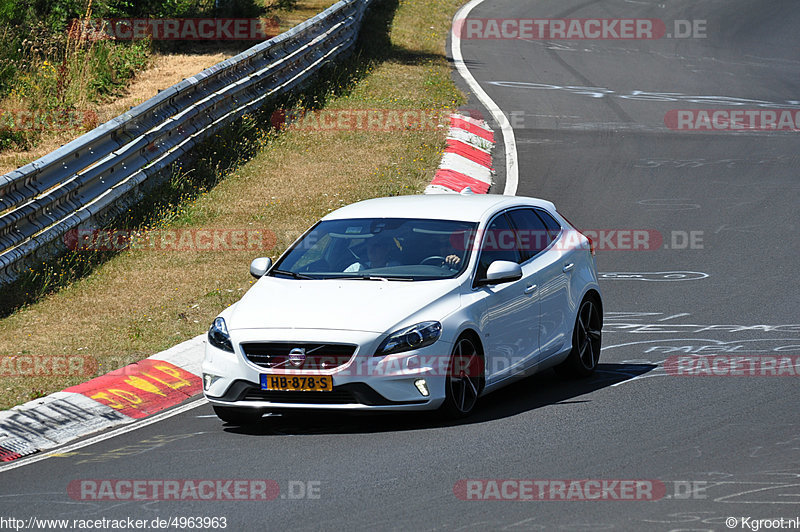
[273,0,339,29]
[0,0,466,410]
[0,52,233,175]
[0,0,338,175]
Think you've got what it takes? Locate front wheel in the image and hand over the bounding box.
[440,336,483,418]
[212,405,265,425]
[555,297,602,378]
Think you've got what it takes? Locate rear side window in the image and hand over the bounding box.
[534,209,562,242]
[477,213,520,278]
[507,208,549,262]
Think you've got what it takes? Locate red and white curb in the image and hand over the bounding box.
[426,113,495,194]
[0,336,205,463]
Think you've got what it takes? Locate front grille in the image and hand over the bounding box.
[243,389,358,404]
[241,342,356,370]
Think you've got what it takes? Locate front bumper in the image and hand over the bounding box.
[206,380,437,411]
[202,328,451,411]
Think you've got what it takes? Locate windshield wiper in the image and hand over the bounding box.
[271,269,314,280]
[334,275,415,281]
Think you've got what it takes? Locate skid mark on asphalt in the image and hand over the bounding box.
[71,433,205,465]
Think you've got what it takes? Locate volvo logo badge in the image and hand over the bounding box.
[288,348,306,367]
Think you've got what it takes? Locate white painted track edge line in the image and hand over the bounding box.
[0,397,208,473]
[451,0,518,196]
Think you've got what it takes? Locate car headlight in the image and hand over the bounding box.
[208,317,233,353]
[375,321,441,357]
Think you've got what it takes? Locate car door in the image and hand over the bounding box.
[504,208,549,371]
[474,212,537,385]
[528,208,572,363]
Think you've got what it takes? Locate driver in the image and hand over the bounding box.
[437,235,462,269]
[344,235,399,272]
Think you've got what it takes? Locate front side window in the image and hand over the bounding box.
[272,218,478,281]
[476,213,520,279]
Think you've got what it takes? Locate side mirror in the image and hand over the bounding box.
[480,260,522,285]
[249,257,272,279]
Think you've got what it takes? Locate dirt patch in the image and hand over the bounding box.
[0,52,233,175]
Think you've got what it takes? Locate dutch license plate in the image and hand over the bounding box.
[260,374,332,391]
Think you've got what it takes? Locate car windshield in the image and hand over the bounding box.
[271,218,478,281]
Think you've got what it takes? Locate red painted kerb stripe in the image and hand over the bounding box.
[431,169,490,194]
[450,117,495,142]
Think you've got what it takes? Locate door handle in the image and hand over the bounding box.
[562,263,575,273]
[524,284,538,294]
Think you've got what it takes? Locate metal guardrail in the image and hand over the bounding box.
[0,0,370,285]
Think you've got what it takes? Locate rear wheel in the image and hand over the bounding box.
[212,405,265,425]
[556,297,602,378]
[440,335,483,418]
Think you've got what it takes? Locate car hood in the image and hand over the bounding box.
[227,276,462,333]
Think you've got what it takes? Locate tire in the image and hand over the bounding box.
[212,405,265,425]
[555,297,603,378]
[440,335,484,418]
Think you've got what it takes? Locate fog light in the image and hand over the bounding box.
[414,379,429,397]
[203,373,221,391]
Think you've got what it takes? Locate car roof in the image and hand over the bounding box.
[321,194,557,223]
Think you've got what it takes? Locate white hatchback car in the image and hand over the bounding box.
[203,194,602,423]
